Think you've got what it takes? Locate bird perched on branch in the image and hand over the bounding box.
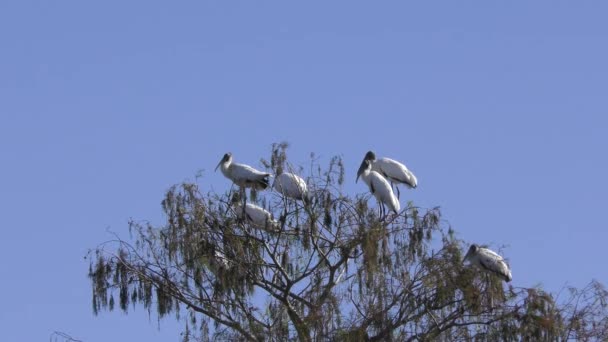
[356,159,400,218]
[463,244,512,282]
[273,172,309,203]
[215,152,270,190]
[361,151,417,199]
[231,193,279,232]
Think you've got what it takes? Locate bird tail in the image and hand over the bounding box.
[264,219,280,233]
[392,196,401,215]
[407,173,418,189]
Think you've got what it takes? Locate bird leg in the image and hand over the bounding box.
[393,183,401,200]
[240,187,247,208]
[379,202,386,221]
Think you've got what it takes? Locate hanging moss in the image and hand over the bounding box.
[86,146,608,341]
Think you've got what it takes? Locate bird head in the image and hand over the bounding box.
[215,152,232,171]
[356,159,372,183]
[364,151,376,161]
[463,244,479,263]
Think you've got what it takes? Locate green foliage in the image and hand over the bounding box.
[87,145,608,341]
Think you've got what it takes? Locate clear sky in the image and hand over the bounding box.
[1,1,607,341]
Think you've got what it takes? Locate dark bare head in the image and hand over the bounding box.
[364,151,376,161]
[215,152,232,171]
[463,244,479,263]
[356,159,372,183]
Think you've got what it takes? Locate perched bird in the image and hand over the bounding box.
[463,244,512,282]
[215,152,270,190]
[362,151,417,199]
[356,159,400,217]
[273,172,309,202]
[232,198,279,232]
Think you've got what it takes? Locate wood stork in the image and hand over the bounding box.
[362,151,417,199]
[356,159,400,218]
[273,172,309,202]
[463,244,512,282]
[233,200,279,232]
[215,153,270,190]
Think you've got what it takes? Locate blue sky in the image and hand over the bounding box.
[1,1,607,341]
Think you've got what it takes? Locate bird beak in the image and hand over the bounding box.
[355,161,366,183]
[462,251,471,264]
[215,155,227,172]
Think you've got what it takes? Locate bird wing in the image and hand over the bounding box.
[231,163,270,189]
[274,173,307,199]
[234,204,255,222]
[375,158,417,188]
[232,163,270,179]
[369,172,400,213]
[291,173,308,193]
[478,248,512,282]
[245,204,270,224]
[245,203,277,230]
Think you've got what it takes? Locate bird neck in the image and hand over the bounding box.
[361,170,372,184]
[220,162,231,175]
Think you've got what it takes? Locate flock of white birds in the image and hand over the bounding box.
[213,151,512,283]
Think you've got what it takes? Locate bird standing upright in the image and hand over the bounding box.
[356,159,400,219]
[362,151,417,199]
[463,244,512,282]
[215,153,270,190]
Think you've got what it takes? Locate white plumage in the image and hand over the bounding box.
[214,250,231,270]
[215,152,270,190]
[234,202,279,231]
[463,244,512,282]
[200,241,232,273]
[364,151,417,197]
[356,159,400,216]
[273,172,308,202]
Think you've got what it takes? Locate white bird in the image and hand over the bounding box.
[273,172,309,202]
[363,151,417,199]
[463,244,512,282]
[215,152,270,190]
[356,159,400,217]
[233,201,279,232]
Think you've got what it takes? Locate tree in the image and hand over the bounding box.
[88,144,608,341]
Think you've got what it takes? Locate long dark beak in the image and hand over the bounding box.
[214,160,222,172]
[462,251,471,264]
[355,161,366,183]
